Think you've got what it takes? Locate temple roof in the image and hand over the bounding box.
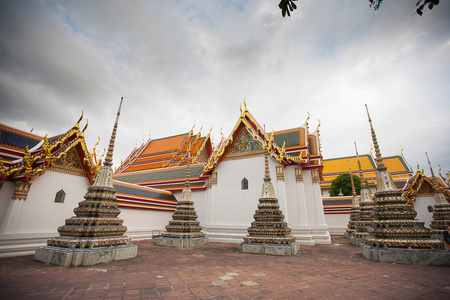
[403,169,450,205]
[115,102,323,192]
[322,154,413,190]
[114,180,178,211]
[0,115,101,183]
[203,102,322,175]
[115,126,213,174]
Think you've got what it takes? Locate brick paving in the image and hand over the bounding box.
[1,236,449,299]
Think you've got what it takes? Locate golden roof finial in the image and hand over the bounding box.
[240,103,243,117]
[190,121,196,133]
[400,145,403,156]
[317,119,321,132]
[75,111,84,128]
[82,119,89,133]
[416,162,420,172]
[306,112,310,126]
[103,97,123,167]
[243,98,248,112]
[365,104,386,170]
[425,152,442,193]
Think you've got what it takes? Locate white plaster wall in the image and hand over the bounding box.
[208,155,280,226]
[2,170,90,236]
[284,166,301,226]
[324,213,349,235]
[0,181,14,226]
[302,170,318,226]
[413,195,435,228]
[119,208,174,233]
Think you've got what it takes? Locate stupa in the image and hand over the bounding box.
[426,153,450,242]
[345,161,359,238]
[239,131,299,256]
[360,105,449,265]
[351,142,374,246]
[156,145,208,247]
[34,98,138,267]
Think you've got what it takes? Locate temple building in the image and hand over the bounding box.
[115,102,330,245]
[0,116,177,258]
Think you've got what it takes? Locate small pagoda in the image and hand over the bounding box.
[426,153,450,242]
[35,98,138,267]
[345,161,360,238]
[156,148,208,248]
[360,105,449,265]
[351,142,374,246]
[239,134,298,256]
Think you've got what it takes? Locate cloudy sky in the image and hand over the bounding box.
[1,1,449,178]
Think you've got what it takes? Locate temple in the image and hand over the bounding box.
[0,114,177,258]
[1,100,449,263]
[115,102,330,245]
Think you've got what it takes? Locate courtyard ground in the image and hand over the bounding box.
[0,236,449,299]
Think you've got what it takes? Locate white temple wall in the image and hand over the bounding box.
[412,195,435,228]
[1,170,89,236]
[119,208,174,239]
[284,166,299,225]
[324,214,348,235]
[0,171,90,257]
[208,155,268,226]
[302,171,318,226]
[0,181,14,229]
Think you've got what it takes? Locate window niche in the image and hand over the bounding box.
[241,177,249,190]
[54,189,66,203]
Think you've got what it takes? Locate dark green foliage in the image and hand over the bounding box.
[369,0,383,10]
[329,173,361,197]
[416,0,439,16]
[278,0,298,17]
[279,0,440,18]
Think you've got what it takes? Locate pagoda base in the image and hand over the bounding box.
[360,244,450,266]
[155,237,208,248]
[34,243,138,267]
[238,242,299,256]
[350,236,366,246]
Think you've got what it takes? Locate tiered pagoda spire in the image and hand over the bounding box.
[426,152,450,240]
[156,144,208,248]
[35,98,138,267]
[239,129,298,255]
[345,161,359,238]
[352,142,374,245]
[47,98,131,248]
[362,105,444,259]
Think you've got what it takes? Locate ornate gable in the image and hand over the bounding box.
[50,147,87,177]
[223,126,263,160]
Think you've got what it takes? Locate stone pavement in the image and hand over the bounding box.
[1,236,449,299]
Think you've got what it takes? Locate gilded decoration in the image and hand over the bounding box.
[276,166,285,182]
[223,127,263,159]
[311,169,320,184]
[11,181,32,201]
[295,167,303,183]
[50,147,87,177]
[212,172,218,185]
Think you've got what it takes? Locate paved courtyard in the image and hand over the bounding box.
[1,236,449,299]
